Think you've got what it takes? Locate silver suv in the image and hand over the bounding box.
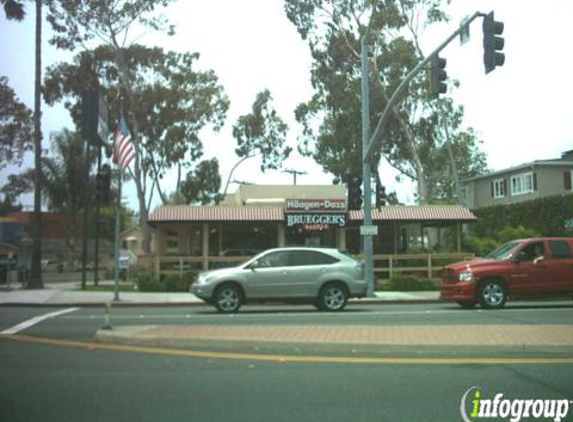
[191,247,366,313]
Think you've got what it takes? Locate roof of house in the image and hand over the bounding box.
[461,159,573,183]
[149,205,476,225]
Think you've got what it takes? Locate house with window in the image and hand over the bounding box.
[460,150,573,209]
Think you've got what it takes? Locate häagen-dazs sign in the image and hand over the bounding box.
[285,199,346,229]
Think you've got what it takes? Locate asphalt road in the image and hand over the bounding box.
[1,302,573,422]
[3,301,573,338]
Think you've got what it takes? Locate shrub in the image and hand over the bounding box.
[134,269,162,292]
[462,236,499,257]
[158,271,199,292]
[386,275,438,291]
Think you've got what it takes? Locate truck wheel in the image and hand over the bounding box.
[478,280,507,309]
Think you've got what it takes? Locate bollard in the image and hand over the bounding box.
[102,301,113,330]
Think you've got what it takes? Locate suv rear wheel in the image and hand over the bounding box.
[478,280,507,309]
[317,283,348,312]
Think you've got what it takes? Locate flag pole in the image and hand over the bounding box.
[113,170,122,302]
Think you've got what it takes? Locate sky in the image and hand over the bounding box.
[1,0,572,211]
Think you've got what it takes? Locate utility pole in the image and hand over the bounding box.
[283,169,307,185]
[365,11,484,163]
[361,38,375,296]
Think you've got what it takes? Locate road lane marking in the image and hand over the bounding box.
[2,334,573,365]
[58,306,573,321]
[0,308,80,335]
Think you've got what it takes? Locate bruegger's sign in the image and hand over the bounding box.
[285,199,346,229]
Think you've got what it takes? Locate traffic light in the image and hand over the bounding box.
[429,55,447,97]
[347,175,363,211]
[96,164,111,205]
[376,180,387,208]
[483,11,505,74]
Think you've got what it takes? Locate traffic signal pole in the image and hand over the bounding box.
[361,11,491,292]
[365,11,484,164]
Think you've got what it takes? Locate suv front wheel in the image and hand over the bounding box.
[478,280,507,309]
[316,283,348,312]
[214,284,242,313]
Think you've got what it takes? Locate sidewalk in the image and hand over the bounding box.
[0,281,440,306]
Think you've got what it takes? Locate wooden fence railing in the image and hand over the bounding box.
[140,253,475,280]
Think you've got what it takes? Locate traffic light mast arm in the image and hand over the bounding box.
[364,11,485,164]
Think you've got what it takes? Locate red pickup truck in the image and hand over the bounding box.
[439,237,573,309]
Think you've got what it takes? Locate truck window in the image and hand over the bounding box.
[549,241,572,259]
[485,241,521,259]
[520,242,545,261]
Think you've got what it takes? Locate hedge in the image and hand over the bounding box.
[471,194,573,238]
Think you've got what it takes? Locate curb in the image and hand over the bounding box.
[95,327,573,359]
[0,297,442,308]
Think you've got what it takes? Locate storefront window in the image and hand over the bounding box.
[163,226,203,256]
[165,229,179,255]
[285,227,335,247]
[221,223,277,254]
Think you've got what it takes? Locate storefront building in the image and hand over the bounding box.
[147,185,477,276]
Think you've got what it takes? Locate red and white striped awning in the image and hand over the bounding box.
[149,206,284,225]
[149,205,476,225]
[349,206,477,222]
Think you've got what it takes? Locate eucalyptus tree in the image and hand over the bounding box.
[44,44,229,251]
[285,0,487,204]
[0,76,33,171]
[1,0,25,20]
[232,89,291,172]
[43,0,218,253]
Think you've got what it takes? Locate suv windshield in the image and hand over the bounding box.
[485,241,521,260]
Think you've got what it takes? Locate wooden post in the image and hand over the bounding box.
[428,254,432,279]
[202,223,209,271]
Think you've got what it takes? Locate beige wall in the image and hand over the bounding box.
[221,185,346,206]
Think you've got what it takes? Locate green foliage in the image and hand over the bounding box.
[134,268,162,292]
[179,158,223,205]
[162,272,197,292]
[43,44,229,207]
[0,76,33,171]
[382,275,438,291]
[233,89,291,172]
[45,0,177,51]
[2,0,26,21]
[472,195,573,238]
[462,236,499,257]
[134,268,197,292]
[497,226,540,243]
[284,0,486,204]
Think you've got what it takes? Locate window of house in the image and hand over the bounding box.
[564,170,573,191]
[510,172,535,196]
[492,179,506,198]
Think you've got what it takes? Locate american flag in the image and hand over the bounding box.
[113,115,135,173]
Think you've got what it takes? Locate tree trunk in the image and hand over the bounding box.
[29,0,43,288]
[438,101,463,205]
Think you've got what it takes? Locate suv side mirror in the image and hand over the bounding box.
[248,260,260,271]
[512,251,527,264]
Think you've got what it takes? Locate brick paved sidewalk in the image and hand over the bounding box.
[103,324,573,347]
